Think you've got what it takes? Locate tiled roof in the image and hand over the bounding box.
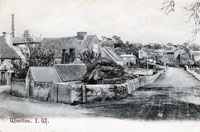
[54,64,86,82]
[29,67,62,83]
[0,36,20,59]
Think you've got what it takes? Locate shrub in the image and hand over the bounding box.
[83,57,137,84]
[79,49,101,64]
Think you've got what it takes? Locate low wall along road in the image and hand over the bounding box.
[185,65,200,81]
[49,70,164,104]
[11,70,164,104]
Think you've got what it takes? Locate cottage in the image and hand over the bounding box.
[138,48,148,59]
[154,49,165,56]
[26,64,86,100]
[191,50,200,62]
[42,32,100,64]
[0,36,20,85]
[173,48,185,60]
[120,54,136,65]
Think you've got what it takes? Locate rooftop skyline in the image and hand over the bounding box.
[0,0,200,44]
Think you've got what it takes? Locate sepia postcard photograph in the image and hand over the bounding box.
[0,0,200,131]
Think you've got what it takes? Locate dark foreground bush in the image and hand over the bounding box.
[83,57,137,84]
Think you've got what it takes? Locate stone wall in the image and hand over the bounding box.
[30,82,52,101]
[11,70,163,104]
[11,79,27,97]
[50,82,82,104]
[85,84,128,102]
[185,65,200,81]
[75,70,164,104]
[48,70,164,104]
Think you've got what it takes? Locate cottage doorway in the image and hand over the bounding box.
[69,48,75,63]
[0,71,7,86]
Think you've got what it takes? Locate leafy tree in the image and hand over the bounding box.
[112,35,124,48]
[154,43,163,49]
[194,60,200,67]
[79,49,101,65]
[101,36,115,48]
[11,45,55,79]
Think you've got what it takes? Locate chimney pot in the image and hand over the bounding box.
[77,32,87,40]
[2,32,6,37]
[23,30,30,39]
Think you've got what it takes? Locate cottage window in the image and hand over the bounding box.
[1,59,4,64]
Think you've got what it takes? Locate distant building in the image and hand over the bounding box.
[0,36,20,85]
[12,30,42,46]
[154,49,165,56]
[138,48,148,59]
[3,30,42,60]
[174,48,186,60]
[191,50,200,62]
[42,32,100,64]
[120,54,136,65]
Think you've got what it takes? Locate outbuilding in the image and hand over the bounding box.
[25,64,87,101]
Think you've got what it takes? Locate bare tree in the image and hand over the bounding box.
[184,1,200,37]
[161,0,175,15]
[162,0,200,41]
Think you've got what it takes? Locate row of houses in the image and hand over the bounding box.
[138,45,200,66]
[0,30,137,86]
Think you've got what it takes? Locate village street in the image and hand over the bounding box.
[0,86,89,119]
[83,67,200,120]
[0,67,200,120]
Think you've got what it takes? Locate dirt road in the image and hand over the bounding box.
[82,68,200,120]
[1,68,200,120]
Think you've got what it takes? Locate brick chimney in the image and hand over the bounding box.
[23,30,30,39]
[11,14,15,37]
[77,32,87,40]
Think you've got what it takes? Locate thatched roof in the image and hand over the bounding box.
[0,36,20,59]
[41,35,99,58]
[13,37,42,45]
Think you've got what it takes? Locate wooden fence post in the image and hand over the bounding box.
[10,78,13,95]
[81,85,87,103]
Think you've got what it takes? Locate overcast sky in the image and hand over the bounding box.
[0,0,199,44]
